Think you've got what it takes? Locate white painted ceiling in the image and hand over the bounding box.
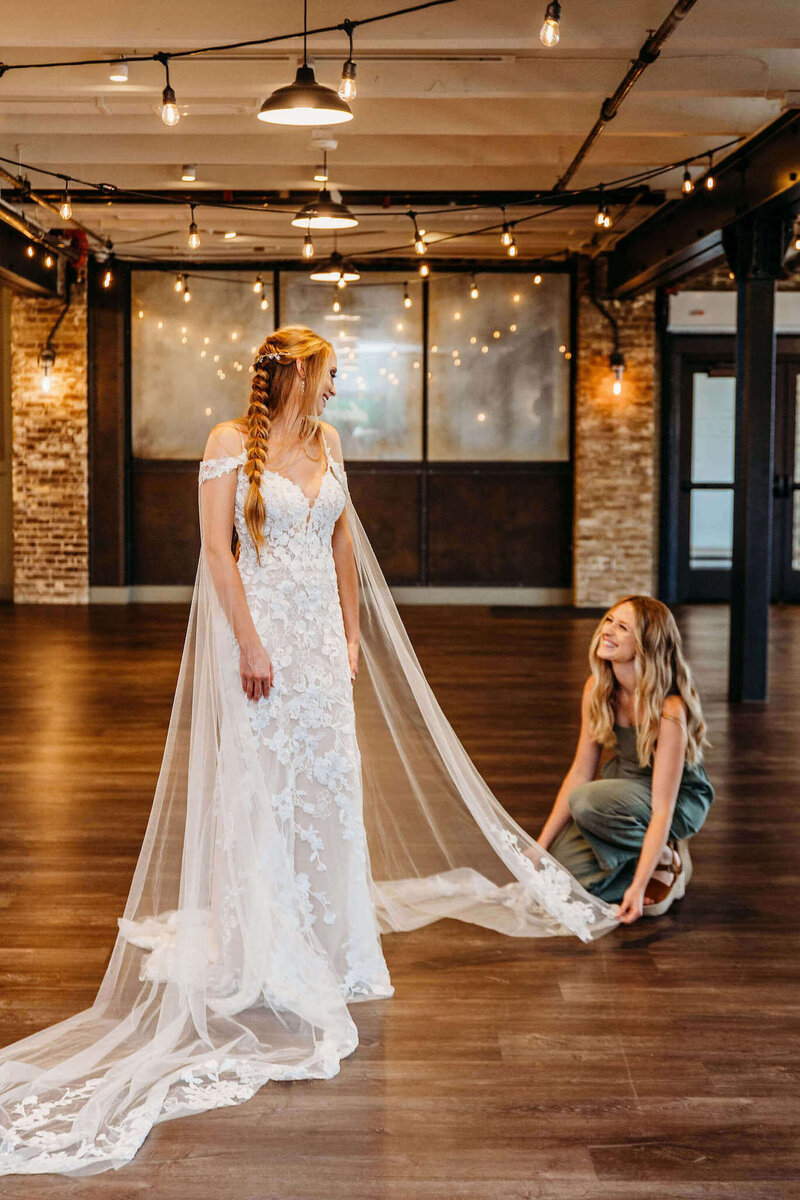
[2,0,798,263]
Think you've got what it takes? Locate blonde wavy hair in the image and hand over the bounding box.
[587,594,709,767]
[237,324,333,563]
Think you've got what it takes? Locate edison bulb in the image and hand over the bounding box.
[160,97,180,127]
[59,195,72,221]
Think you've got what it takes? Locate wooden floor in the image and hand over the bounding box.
[0,601,798,1199]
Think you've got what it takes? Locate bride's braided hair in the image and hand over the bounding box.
[243,325,333,563]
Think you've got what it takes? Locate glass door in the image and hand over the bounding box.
[678,363,736,601]
[773,362,800,602]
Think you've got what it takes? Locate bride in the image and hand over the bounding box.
[0,324,620,1177]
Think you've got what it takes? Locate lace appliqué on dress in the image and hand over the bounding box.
[198,451,246,484]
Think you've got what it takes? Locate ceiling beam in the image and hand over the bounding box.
[604,109,800,297]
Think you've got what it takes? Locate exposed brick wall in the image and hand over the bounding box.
[573,259,660,608]
[11,278,89,603]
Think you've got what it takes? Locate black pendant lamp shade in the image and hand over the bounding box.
[258,64,353,127]
[291,188,358,230]
[308,251,360,283]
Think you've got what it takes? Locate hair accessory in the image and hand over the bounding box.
[254,350,285,369]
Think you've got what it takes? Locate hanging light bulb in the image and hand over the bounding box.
[595,191,607,228]
[338,25,358,102]
[682,164,694,194]
[102,264,114,289]
[533,273,542,285]
[302,231,315,259]
[45,254,54,269]
[187,205,200,250]
[507,236,518,258]
[258,6,353,126]
[336,273,348,290]
[59,181,72,222]
[332,295,341,313]
[158,54,180,127]
[501,222,513,248]
[109,59,129,83]
[705,153,716,190]
[175,273,184,293]
[609,349,625,396]
[469,273,479,300]
[26,244,35,259]
[183,280,192,303]
[38,346,55,394]
[253,274,263,294]
[539,0,561,46]
[409,213,427,255]
[419,261,430,278]
[403,285,412,309]
[260,296,269,311]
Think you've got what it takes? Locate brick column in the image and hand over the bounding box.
[11,278,89,603]
[573,259,660,608]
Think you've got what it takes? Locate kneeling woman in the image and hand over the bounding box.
[536,595,714,925]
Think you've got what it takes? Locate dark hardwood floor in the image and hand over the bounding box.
[0,600,798,1199]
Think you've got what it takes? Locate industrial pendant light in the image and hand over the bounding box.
[309,250,360,283]
[291,189,357,230]
[257,2,353,126]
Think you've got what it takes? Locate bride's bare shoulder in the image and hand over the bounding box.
[203,420,246,460]
[319,420,343,463]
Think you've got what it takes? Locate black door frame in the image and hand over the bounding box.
[662,333,800,604]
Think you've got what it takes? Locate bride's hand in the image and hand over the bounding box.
[239,640,274,701]
[347,639,360,682]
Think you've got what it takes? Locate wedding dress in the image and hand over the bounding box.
[0,425,620,1177]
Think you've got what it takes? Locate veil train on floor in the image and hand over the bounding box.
[0,456,619,1177]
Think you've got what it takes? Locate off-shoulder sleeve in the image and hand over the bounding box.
[198,451,246,484]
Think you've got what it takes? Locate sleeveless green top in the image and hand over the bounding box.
[603,722,714,805]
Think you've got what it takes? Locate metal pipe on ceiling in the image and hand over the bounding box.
[554,0,702,192]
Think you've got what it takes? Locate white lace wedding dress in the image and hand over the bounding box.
[0,427,620,1178]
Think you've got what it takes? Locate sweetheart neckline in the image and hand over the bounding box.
[261,458,333,506]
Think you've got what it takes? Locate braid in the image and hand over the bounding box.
[243,351,273,565]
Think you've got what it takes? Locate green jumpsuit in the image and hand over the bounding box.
[547,723,715,903]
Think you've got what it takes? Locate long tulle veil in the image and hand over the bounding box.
[0,453,619,1177]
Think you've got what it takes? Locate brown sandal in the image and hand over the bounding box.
[642,841,685,917]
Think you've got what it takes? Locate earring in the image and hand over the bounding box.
[300,379,306,396]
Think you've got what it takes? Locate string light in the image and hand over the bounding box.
[705,153,716,190]
[59,181,72,221]
[410,213,427,255]
[187,205,200,250]
[182,276,191,303]
[682,164,694,194]
[338,23,358,101]
[224,231,237,240]
[469,273,479,299]
[403,284,412,308]
[539,0,561,47]
[302,231,315,259]
[26,244,35,258]
[158,54,180,127]
[507,235,518,257]
[501,219,513,248]
[610,349,625,395]
[253,274,263,294]
[174,274,184,293]
[533,274,542,284]
[45,254,54,268]
[102,263,114,289]
[419,262,430,278]
[332,296,341,313]
[260,296,269,310]
[109,60,129,83]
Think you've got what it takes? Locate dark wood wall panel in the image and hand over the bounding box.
[132,464,200,586]
[131,462,572,589]
[346,468,420,584]
[426,466,572,586]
